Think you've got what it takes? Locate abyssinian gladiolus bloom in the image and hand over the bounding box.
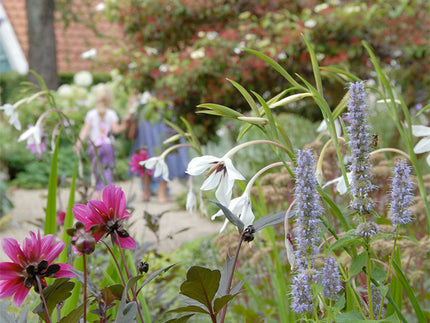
[130,149,153,177]
[73,184,136,249]
[0,230,74,306]
[140,156,170,182]
[186,155,245,206]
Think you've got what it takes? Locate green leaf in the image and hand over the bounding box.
[115,276,142,322]
[302,34,323,97]
[70,269,102,299]
[227,78,260,116]
[213,295,236,314]
[207,200,244,232]
[44,135,60,235]
[169,306,209,315]
[33,278,75,319]
[219,252,234,297]
[253,210,286,232]
[330,229,360,251]
[59,160,77,264]
[164,314,195,323]
[252,91,278,140]
[0,300,28,323]
[180,266,221,310]
[58,304,84,323]
[137,263,176,294]
[243,48,304,90]
[350,252,367,277]
[386,249,402,316]
[392,261,425,322]
[196,103,242,118]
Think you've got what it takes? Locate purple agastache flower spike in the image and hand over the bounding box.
[321,256,342,300]
[294,149,322,271]
[291,271,314,314]
[389,159,414,228]
[346,81,375,213]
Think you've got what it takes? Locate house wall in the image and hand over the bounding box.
[2,0,124,74]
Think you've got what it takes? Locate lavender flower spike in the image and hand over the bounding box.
[322,256,342,300]
[346,81,375,213]
[390,159,414,228]
[294,149,323,271]
[291,271,313,314]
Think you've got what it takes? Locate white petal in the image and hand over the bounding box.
[160,161,170,181]
[9,112,21,131]
[141,157,159,169]
[186,190,197,213]
[240,200,254,227]
[316,120,327,132]
[334,119,342,137]
[223,157,245,180]
[18,126,34,142]
[413,137,430,154]
[186,155,219,175]
[219,218,229,233]
[215,175,234,206]
[412,125,430,137]
[211,209,223,220]
[200,171,221,191]
[426,154,430,167]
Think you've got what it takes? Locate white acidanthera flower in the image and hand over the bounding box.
[140,156,170,182]
[211,192,254,232]
[186,155,245,206]
[316,119,342,137]
[0,103,21,131]
[186,188,197,213]
[322,172,353,195]
[412,125,430,166]
[18,123,43,155]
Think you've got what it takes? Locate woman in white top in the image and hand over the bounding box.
[75,87,130,199]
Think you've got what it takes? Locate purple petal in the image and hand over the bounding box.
[0,262,23,280]
[117,236,136,250]
[102,184,127,220]
[53,263,75,278]
[43,241,65,263]
[1,238,25,264]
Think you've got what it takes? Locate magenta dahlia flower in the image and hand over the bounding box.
[72,184,136,249]
[130,149,153,177]
[0,230,74,306]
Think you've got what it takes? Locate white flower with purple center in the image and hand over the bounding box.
[211,192,254,232]
[0,103,21,131]
[412,125,430,166]
[140,156,169,182]
[186,155,245,206]
[18,123,44,156]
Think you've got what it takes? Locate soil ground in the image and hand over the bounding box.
[0,178,222,261]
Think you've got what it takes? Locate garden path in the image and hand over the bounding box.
[0,178,222,261]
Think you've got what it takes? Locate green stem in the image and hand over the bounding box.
[378,229,400,319]
[35,276,51,323]
[219,233,245,323]
[366,242,374,319]
[83,254,87,323]
[114,232,145,323]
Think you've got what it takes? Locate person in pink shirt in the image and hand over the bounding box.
[75,87,131,199]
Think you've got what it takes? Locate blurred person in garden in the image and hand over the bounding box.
[74,86,131,199]
[128,91,188,203]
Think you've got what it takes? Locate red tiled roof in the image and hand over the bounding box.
[3,0,124,73]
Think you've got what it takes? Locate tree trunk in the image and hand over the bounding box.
[26,0,58,89]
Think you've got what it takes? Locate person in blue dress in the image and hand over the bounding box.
[129,92,189,203]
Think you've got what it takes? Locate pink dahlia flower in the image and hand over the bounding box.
[0,230,74,306]
[72,184,136,249]
[130,149,153,177]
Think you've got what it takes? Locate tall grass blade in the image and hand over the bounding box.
[45,135,60,235]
